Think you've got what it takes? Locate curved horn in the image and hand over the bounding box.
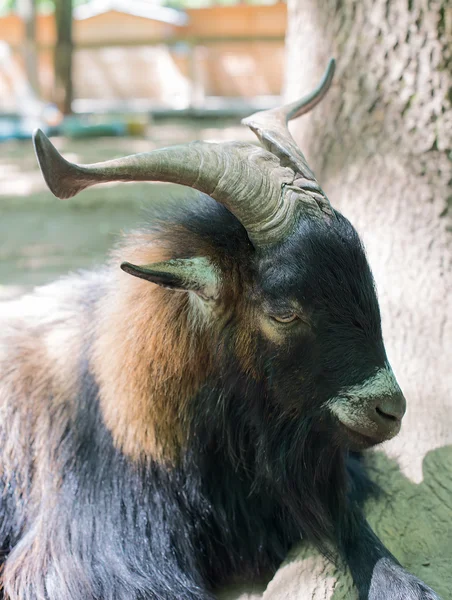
[242,58,335,215]
[33,131,296,247]
[33,60,336,247]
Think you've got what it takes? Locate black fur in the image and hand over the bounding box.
[0,193,440,599]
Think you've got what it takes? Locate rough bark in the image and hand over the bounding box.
[222,0,451,598]
[283,0,452,481]
[54,0,73,114]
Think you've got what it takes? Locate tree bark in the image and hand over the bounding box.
[283,0,452,482]
[54,0,73,114]
[223,0,452,598]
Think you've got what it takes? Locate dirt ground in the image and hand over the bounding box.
[0,118,253,299]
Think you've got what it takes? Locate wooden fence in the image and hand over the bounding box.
[0,4,287,112]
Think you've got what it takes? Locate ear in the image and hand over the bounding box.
[120,257,220,300]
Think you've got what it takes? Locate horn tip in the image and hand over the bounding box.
[33,128,55,165]
[32,128,78,200]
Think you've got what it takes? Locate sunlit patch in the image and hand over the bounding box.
[0,285,27,301]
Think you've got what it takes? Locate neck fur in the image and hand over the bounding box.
[92,242,214,463]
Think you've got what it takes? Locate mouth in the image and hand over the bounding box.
[328,396,403,450]
[338,422,385,450]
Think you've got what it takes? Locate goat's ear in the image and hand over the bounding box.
[120,257,220,300]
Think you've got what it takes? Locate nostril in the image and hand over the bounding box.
[375,406,398,422]
[375,392,406,422]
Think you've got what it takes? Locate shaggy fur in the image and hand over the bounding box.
[0,193,439,600]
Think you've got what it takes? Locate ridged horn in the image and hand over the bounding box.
[242,58,336,215]
[33,59,336,247]
[33,131,296,247]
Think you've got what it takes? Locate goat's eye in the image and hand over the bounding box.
[270,313,299,324]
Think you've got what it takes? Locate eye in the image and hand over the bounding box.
[270,313,299,324]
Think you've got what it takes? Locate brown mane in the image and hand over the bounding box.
[92,232,216,463]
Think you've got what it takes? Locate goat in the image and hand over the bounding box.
[0,60,440,600]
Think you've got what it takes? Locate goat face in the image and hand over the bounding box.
[246,212,405,450]
[121,199,406,452]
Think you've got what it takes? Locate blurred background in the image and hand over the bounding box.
[0,0,287,297]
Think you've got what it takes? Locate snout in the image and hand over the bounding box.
[328,368,406,447]
[343,391,405,441]
[373,392,406,432]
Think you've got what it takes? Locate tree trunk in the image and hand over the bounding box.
[223,0,452,598]
[284,0,452,481]
[17,0,39,96]
[54,0,73,114]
